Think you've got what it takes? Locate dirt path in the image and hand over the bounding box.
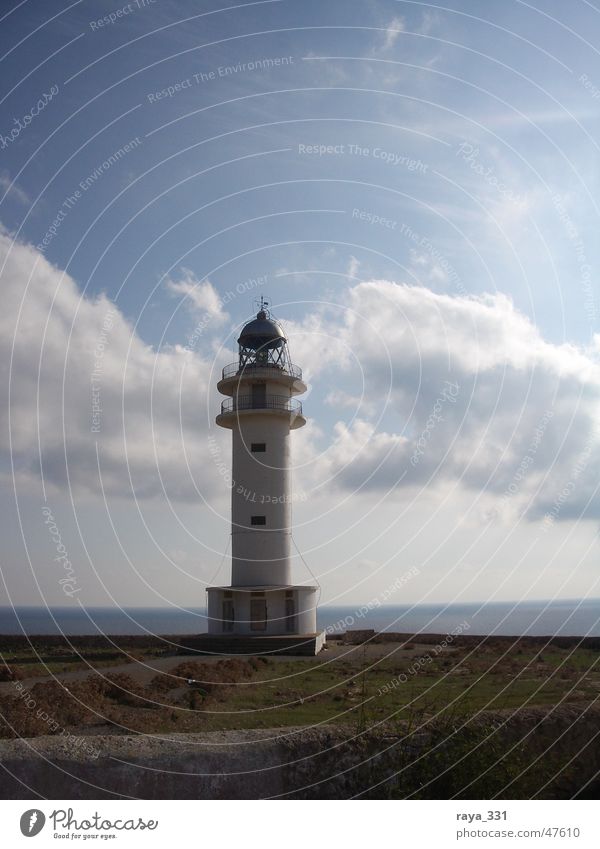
[1,640,434,695]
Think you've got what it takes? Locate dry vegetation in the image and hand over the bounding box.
[1,635,599,740]
[2,635,600,797]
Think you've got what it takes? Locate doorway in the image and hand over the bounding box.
[250,598,267,631]
[251,383,266,408]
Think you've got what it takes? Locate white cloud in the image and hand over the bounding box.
[346,255,360,279]
[0,171,30,206]
[325,388,375,417]
[381,16,405,50]
[0,230,224,501]
[166,270,228,324]
[303,280,600,521]
[417,10,440,36]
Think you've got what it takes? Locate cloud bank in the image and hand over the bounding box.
[0,229,219,502]
[300,280,600,521]
[2,231,598,522]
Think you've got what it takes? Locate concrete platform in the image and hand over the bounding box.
[183,631,326,657]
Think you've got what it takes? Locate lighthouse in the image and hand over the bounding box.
[206,300,323,654]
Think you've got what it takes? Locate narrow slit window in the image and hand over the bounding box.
[251,515,266,526]
[251,443,266,453]
[222,599,234,632]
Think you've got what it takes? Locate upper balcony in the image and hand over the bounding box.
[221,361,302,381]
[218,361,306,397]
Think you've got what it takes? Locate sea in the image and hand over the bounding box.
[1,598,599,637]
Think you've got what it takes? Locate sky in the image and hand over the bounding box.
[1,0,599,614]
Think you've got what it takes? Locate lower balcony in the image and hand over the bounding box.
[216,394,305,429]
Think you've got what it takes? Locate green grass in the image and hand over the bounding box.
[3,641,600,736]
[168,645,600,733]
[1,650,138,679]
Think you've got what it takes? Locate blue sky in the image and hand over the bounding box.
[1,0,600,613]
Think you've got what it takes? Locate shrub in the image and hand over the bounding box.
[0,665,22,682]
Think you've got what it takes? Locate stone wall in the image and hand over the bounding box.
[1,703,599,799]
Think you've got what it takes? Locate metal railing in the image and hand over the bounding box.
[220,394,303,415]
[221,361,303,381]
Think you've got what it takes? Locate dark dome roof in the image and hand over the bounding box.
[237,310,286,350]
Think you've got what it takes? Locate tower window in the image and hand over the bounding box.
[285,597,296,632]
[251,443,266,453]
[251,515,266,526]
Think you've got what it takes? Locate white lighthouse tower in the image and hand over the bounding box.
[206,300,323,654]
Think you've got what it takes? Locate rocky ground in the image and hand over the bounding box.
[1,633,599,798]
